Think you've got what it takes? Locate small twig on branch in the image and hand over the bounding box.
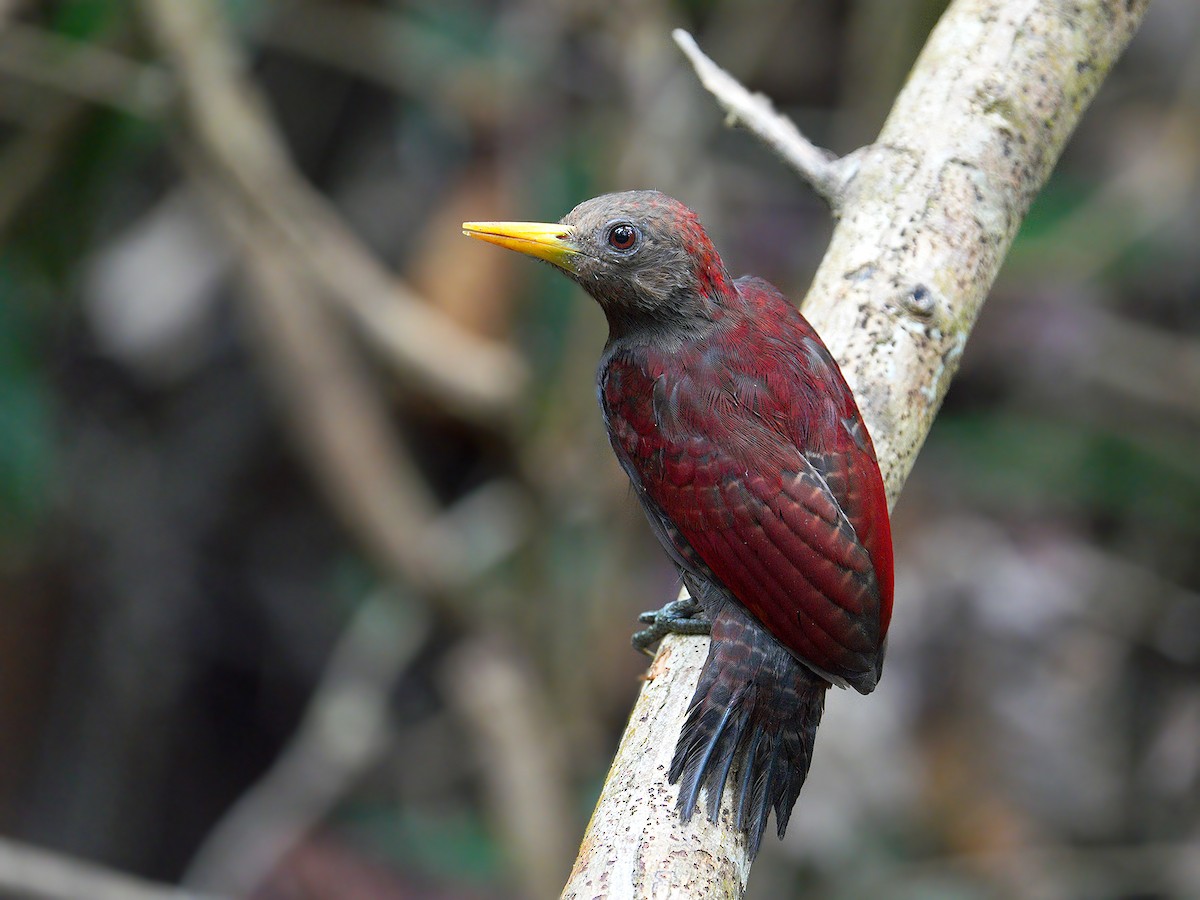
[672,28,855,209]
[0,835,223,900]
[565,2,1151,897]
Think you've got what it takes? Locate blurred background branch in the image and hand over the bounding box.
[182,592,427,897]
[0,836,224,900]
[0,21,171,118]
[140,0,527,427]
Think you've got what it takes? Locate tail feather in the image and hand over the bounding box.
[731,724,764,835]
[703,697,747,823]
[668,603,828,858]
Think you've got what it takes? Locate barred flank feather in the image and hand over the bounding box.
[668,603,828,858]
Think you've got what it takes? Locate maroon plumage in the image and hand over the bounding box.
[462,191,893,856]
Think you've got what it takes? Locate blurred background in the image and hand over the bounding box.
[0,0,1198,898]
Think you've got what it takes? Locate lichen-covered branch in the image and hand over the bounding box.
[563,1,1150,897]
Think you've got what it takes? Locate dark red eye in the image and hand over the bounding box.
[607,223,638,251]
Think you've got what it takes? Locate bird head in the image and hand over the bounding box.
[463,190,733,339]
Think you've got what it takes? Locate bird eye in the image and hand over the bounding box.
[606,223,639,252]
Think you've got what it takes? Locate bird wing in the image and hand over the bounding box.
[601,332,889,692]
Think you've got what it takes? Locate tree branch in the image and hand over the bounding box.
[563,1,1151,896]
[140,0,535,597]
[443,639,576,899]
[0,22,172,118]
[182,593,428,896]
[671,28,854,209]
[0,836,223,900]
[139,0,528,426]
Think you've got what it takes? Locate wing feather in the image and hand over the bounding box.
[601,279,892,690]
[604,362,885,689]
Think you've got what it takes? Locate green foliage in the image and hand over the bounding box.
[48,0,122,40]
[931,411,1200,531]
[342,803,503,886]
[1012,175,1092,247]
[0,273,55,546]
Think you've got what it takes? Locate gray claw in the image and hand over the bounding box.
[631,596,711,655]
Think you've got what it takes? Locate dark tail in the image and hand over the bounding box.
[668,603,828,858]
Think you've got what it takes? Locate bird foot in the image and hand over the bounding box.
[631,596,711,656]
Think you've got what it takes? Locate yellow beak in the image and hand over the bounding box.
[461,221,580,272]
